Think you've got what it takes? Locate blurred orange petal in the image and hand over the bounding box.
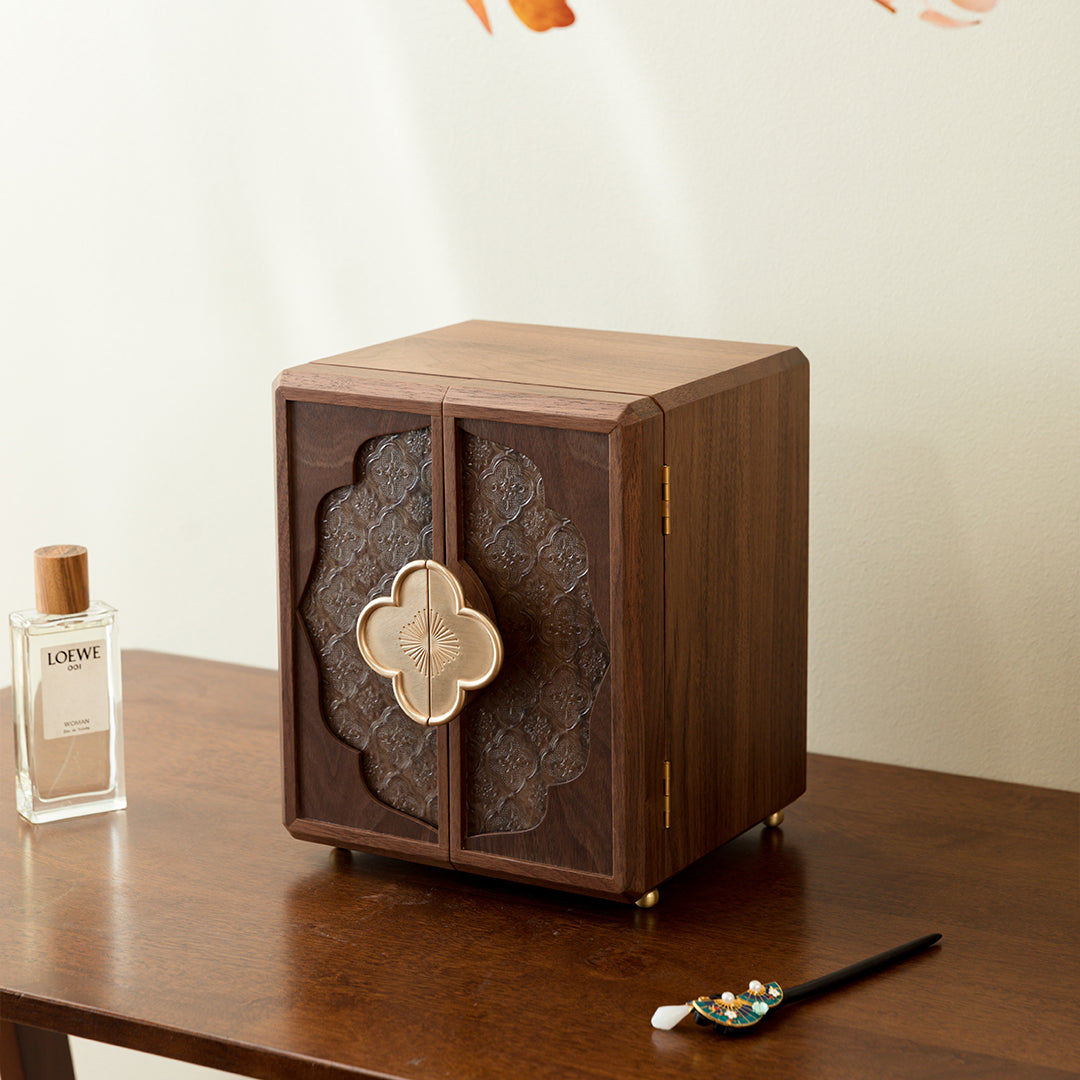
[465,0,492,32]
[920,8,980,26]
[948,0,997,9]
[508,0,575,31]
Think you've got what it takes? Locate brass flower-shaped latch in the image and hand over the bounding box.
[356,560,503,725]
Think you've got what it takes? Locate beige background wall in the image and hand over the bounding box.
[2,4,1077,1071]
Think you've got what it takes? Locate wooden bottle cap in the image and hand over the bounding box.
[34,545,90,615]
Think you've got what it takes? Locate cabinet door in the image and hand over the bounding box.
[278,394,452,865]
[441,408,623,888]
[278,383,666,897]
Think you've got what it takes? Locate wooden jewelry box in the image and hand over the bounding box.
[274,321,808,905]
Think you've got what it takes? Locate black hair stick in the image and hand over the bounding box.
[652,933,942,1032]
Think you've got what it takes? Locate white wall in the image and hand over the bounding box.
[3,0,1076,785]
[3,2,1077,1076]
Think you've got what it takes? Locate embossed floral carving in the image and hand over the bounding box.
[302,425,608,837]
[460,434,610,835]
[300,428,439,825]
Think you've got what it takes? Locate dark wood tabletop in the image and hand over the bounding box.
[1,651,1077,1079]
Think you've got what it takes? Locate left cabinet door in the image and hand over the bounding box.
[277,388,452,866]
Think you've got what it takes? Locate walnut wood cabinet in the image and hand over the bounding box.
[274,321,808,903]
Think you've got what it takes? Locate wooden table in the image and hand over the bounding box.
[1,652,1077,1079]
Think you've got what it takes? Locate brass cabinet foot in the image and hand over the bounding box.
[635,888,660,909]
[329,847,353,868]
[763,810,785,828]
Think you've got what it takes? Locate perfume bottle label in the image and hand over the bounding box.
[40,639,110,740]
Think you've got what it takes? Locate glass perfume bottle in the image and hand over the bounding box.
[9,545,126,823]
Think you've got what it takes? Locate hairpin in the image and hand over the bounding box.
[652,932,941,1032]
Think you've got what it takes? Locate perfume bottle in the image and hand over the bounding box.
[9,545,125,823]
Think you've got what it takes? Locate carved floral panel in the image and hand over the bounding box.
[300,428,439,826]
[460,433,610,835]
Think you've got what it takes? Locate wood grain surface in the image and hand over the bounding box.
[32,545,89,617]
[275,324,807,902]
[0,1021,74,1080]
[663,360,809,877]
[2,652,1077,1080]
[276,398,446,856]
[313,320,798,399]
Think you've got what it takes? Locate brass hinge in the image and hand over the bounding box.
[663,759,671,829]
[661,465,671,535]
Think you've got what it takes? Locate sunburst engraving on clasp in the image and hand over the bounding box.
[398,608,460,676]
[356,560,502,725]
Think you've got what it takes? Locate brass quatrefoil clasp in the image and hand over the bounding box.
[356,560,503,726]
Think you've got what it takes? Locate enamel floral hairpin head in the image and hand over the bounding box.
[652,934,942,1033]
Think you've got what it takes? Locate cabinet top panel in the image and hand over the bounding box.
[305,321,805,408]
